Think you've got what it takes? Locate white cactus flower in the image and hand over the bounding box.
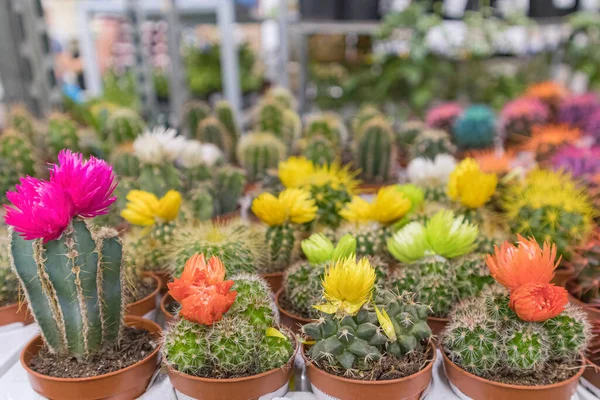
[134,126,186,164]
[406,154,457,186]
[178,140,224,168]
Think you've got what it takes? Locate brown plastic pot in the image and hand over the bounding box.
[275,288,314,334]
[427,317,449,343]
[568,294,600,322]
[552,263,575,287]
[151,270,171,291]
[442,349,585,400]
[358,183,386,194]
[0,302,34,326]
[304,342,436,400]
[160,292,178,325]
[260,272,284,294]
[167,329,298,400]
[583,358,600,389]
[125,272,160,317]
[21,316,162,400]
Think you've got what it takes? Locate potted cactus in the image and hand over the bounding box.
[237,132,287,183]
[123,258,161,318]
[5,150,161,399]
[408,128,457,161]
[566,229,600,321]
[442,236,590,399]
[353,116,397,185]
[300,112,347,166]
[163,254,297,399]
[387,209,494,337]
[251,188,318,292]
[302,257,435,399]
[452,105,496,150]
[0,226,33,326]
[121,189,183,289]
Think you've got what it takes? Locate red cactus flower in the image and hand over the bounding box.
[5,177,74,242]
[509,282,568,322]
[50,150,117,218]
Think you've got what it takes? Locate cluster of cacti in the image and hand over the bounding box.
[46,113,81,156]
[426,102,463,133]
[409,129,456,161]
[558,93,600,130]
[256,99,301,148]
[353,117,396,183]
[443,292,589,376]
[503,169,594,258]
[300,113,346,165]
[500,97,549,145]
[237,132,286,182]
[105,108,146,145]
[163,267,294,378]
[452,105,496,150]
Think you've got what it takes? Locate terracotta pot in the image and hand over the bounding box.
[358,183,386,194]
[568,294,600,322]
[125,272,160,317]
[427,317,449,343]
[167,329,298,400]
[160,293,177,325]
[552,263,575,287]
[304,342,436,400]
[260,272,284,294]
[21,316,162,400]
[151,270,171,291]
[442,350,585,400]
[275,288,314,334]
[583,358,600,389]
[0,302,34,326]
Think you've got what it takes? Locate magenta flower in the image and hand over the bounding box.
[426,102,463,132]
[558,93,600,130]
[49,150,117,218]
[5,177,74,242]
[551,145,600,178]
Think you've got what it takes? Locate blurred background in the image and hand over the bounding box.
[0,0,599,127]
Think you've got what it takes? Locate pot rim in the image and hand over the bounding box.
[0,301,25,312]
[160,292,176,320]
[20,315,161,383]
[302,341,437,386]
[127,272,161,310]
[442,347,586,390]
[260,272,285,278]
[275,288,315,324]
[428,316,450,323]
[166,325,299,383]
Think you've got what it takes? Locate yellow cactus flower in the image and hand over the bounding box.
[279,188,318,224]
[314,256,376,316]
[265,327,289,341]
[448,158,497,208]
[370,186,412,224]
[278,156,315,188]
[277,156,360,194]
[251,193,287,226]
[339,196,372,223]
[121,189,182,226]
[375,306,397,342]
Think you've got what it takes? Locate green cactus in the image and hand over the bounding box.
[310,184,353,229]
[453,254,496,299]
[303,113,347,148]
[8,106,36,142]
[351,105,382,137]
[164,318,209,374]
[47,114,80,156]
[354,117,396,183]
[215,101,240,154]
[185,186,215,221]
[0,159,21,204]
[397,120,425,148]
[111,149,141,178]
[283,261,325,319]
[257,100,301,147]
[302,136,337,166]
[409,129,456,161]
[257,330,294,371]
[265,224,297,273]
[182,100,210,137]
[0,130,36,177]
[230,274,277,329]
[237,132,286,183]
[504,325,548,371]
[266,86,296,110]
[0,230,19,306]
[138,163,182,197]
[196,117,233,160]
[452,105,496,150]
[105,108,146,145]
[543,311,589,360]
[336,224,383,257]
[9,220,124,359]
[212,166,246,215]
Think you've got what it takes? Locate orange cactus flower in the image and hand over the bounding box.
[167,253,236,325]
[522,125,581,153]
[525,81,567,105]
[467,149,515,174]
[509,282,568,322]
[486,235,561,291]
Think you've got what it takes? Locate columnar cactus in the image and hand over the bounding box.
[163,258,294,378]
[256,100,301,148]
[409,129,456,161]
[452,105,496,150]
[47,114,81,156]
[354,117,396,183]
[105,108,146,145]
[302,136,337,166]
[500,97,549,145]
[212,166,246,215]
[181,100,211,137]
[237,132,286,183]
[351,104,382,137]
[303,113,347,148]
[5,151,123,359]
[265,86,296,110]
[215,100,240,156]
[196,117,234,160]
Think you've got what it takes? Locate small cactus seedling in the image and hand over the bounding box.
[409,129,456,161]
[181,100,211,137]
[444,237,591,379]
[252,188,317,272]
[452,105,496,150]
[47,113,81,157]
[354,117,396,183]
[163,255,294,378]
[105,108,146,145]
[5,151,123,359]
[237,132,286,183]
[0,129,36,177]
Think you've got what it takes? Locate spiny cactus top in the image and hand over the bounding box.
[121,189,182,226]
[340,185,412,226]
[447,158,497,209]
[387,209,478,263]
[133,126,187,165]
[5,150,116,242]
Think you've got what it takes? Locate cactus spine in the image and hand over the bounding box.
[237,132,286,183]
[354,117,396,183]
[9,221,124,358]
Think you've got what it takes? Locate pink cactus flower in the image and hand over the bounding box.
[426,102,463,132]
[5,177,74,242]
[49,150,117,218]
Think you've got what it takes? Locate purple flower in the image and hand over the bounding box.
[551,145,600,178]
[558,93,600,130]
